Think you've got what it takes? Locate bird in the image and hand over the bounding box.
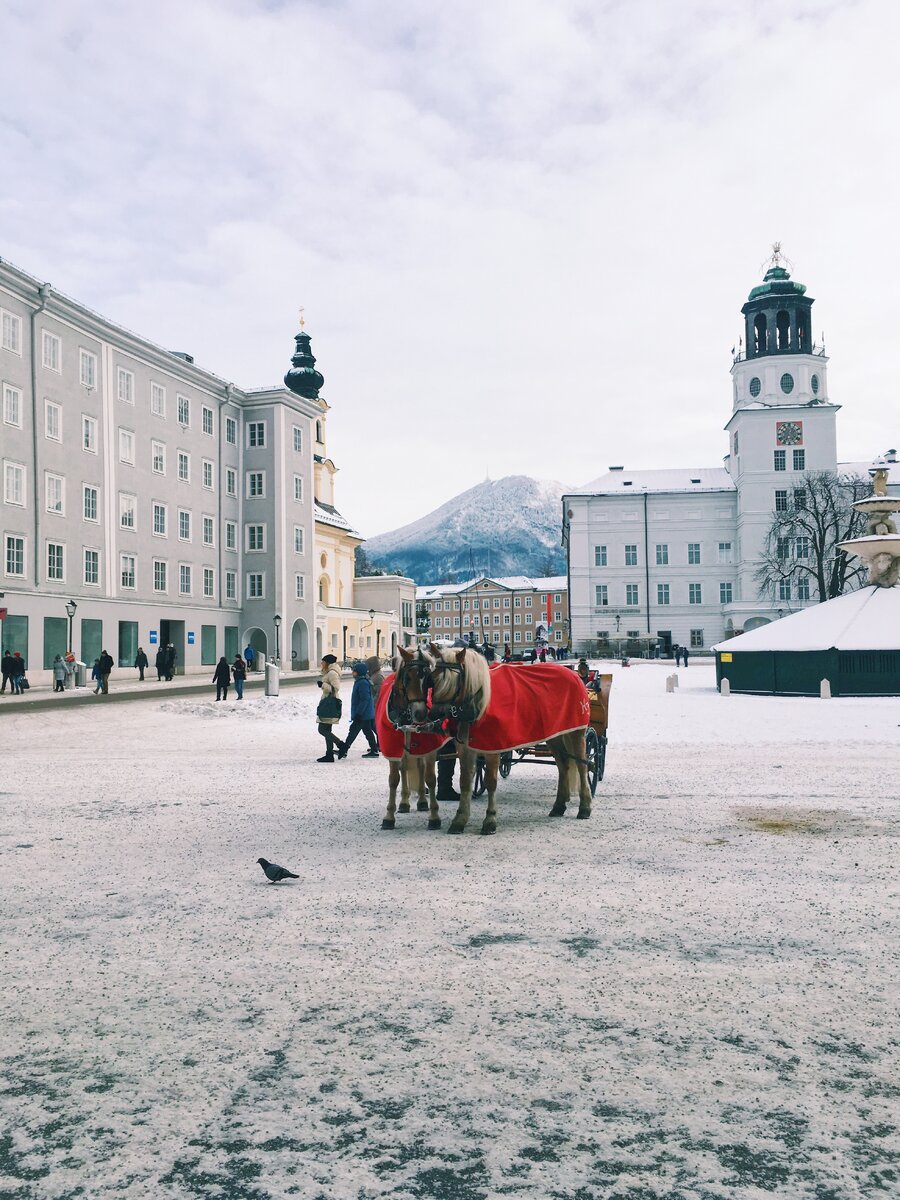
[257,857,299,883]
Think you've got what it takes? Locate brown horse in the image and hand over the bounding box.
[428,644,593,835]
[379,646,440,830]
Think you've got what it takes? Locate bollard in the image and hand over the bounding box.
[720,678,730,696]
[673,673,679,688]
[265,659,280,698]
[666,674,675,693]
[820,678,832,699]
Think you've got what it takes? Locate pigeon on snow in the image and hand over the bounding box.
[257,858,300,883]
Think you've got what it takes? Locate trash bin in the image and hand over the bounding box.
[74,661,87,688]
[264,659,280,698]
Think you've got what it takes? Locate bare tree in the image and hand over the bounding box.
[755,470,869,605]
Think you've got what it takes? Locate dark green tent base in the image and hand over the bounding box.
[716,649,900,696]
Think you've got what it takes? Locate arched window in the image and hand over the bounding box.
[319,575,329,604]
[754,314,768,355]
[796,313,807,351]
[776,310,791,350]
[315,420,322,443]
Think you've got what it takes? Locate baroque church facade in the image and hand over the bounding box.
[564,257,897,655]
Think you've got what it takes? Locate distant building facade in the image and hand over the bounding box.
[416,575,569,650]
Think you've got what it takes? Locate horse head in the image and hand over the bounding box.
[392,645,435,724]
[428,643,490,720]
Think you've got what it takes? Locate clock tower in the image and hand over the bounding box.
[724,250,840,629]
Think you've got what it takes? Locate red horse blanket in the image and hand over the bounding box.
[375,664,590,760]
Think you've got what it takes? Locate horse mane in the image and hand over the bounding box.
[393,645,434,674]
[433,647,491,720]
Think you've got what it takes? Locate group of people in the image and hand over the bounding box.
[154,644,178,681]
[89,650,116,694]
[211,654,248,701]
[316,655,383,762]
[1,650,28,695]
[671,644,690,667]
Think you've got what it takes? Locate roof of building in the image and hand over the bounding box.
[571,467,736,496]
[713,585,900,653]
[416,574,567,600]
[315,500,362,538]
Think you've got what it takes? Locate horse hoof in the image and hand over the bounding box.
[381,818,396,830]
[427,818,442,830]
[448,823,465,835]
[398,802,411,813]
[576,809,591,820]
[417,800,429,812]
[480,822,496,836]
[549,804,567,818]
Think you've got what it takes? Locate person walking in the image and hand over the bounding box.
[682,645,690,668]
[10,652,26,695]
[134,647,148,681]
[244,644,256,673]
[503,642,511,661]
[98,649,114,694]
[91,658,102,694]
[365,655,385,707]
[1,649,13,694]
[212,656,230,701]
[155,646,166,681]
[341,662,380,757]
[316,654,346,763]
[165,643,176,681]
[231,654,247,700]
[52,654,67,693]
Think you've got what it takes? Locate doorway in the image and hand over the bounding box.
[291,618,309,670]
[159,618,185,675]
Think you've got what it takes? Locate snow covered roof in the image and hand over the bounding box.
[416,574,567,600]
[713,586,900,652]
[315,501,362,538]
[571,467,736,496]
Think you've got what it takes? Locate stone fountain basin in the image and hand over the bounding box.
[838,534,900,558]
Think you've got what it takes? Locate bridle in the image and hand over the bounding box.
[388,653,434,730]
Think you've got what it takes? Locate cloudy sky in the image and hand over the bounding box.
[3,0,898,535]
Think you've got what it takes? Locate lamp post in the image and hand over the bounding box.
[342,624,348,665]
[273,613,281,662]
[65,599,77,654]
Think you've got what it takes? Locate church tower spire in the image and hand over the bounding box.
[741,244,815,360]
[284,315,325,400]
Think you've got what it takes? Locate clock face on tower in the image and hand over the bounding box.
[776,420,803,446]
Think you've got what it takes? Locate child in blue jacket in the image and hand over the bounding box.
[339,662,380,758]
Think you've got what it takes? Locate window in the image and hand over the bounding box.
[793,449,805,471]
[472,599,479,610]
[624,544,638,566]
[2,310,22,353]
[776,537,791,561]
[121,554,136,589]
[202,459,214,490]
[293,475,303,502]
[717,542,733,564]
[525,596,532,607]
[225,467,236,497]
[248,421,266,447]
[202,516,214,546]
[793,488,807,509]
[594,545,607,567]
[203,567,214,598]
[225,416,236,444]
[117,368,134,404]
[625,584,639,606]
[83,485,99,522]
[774,449,786,471]
[795,535,810,559]
[512,597,519,608]
[247,572,264,598]
[503,613,510,625]
[293,426,303,453]
[180,564,192,595]
[689,582,703,604]
[119,493,136,529]
[119,429,135,464]
[797,576,810,600]
[42,331,61,371]
[4,461,25,505]
[295,574,305,599]
[152,503,167,536]
[178,510,191,541]
[687,543,701,565]
[778,579,791,601]
[80,349,97,389]
[225,521,236,551]
[493,598,501,608]
[246,471,265,498]
[202,406,214,436]
[47,542,64,580]
[514,631,522,643]
[655,544,668,566]
[225,570,236,601]
[657,583,670,605]
[503,597,511,608]
[293,526,304,553]
[3,384,22,427]
[45,400,61,440]
[775,489,788,512]
[45,473,64,515]
[247,524,265,551]
[151,440,166,474]
[153,560,168,593]
[690,629,704,649]
[82,415,97,452]
[177,451,190,482]
[177,395,190,426]
[151,382,166,416]
[83,548,99,586]
[5,534,25,576]
[720,582,733,604]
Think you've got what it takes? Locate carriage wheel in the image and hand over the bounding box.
[498,751,513,779]
[596,733,607,783]
[473,757,487,798]
[585,727,601,797]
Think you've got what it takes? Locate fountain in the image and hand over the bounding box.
[837,460,900,588]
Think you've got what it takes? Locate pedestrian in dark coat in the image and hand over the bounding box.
[341,662,379,756]
[91,659,102,693]
[98,649,114,694]
[165,644,176,681]
[682,645,690,667]
[155,647,166,681]
[1,650,13,694]
[244,644,256,673]
[134,647,148,681]
[232,655,246,700]
[212,657,230,701]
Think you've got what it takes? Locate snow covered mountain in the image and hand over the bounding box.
[363,476,570,582]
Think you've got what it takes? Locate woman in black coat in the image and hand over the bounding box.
[155,648,166,681]
[212,657,231,701]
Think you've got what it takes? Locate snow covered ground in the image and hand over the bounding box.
[2,662,898,1199]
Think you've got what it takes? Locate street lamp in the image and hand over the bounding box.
[273,613,281,661]
[65,600,77,654]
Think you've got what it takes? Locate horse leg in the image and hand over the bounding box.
[448,746,474,834]
[571,731,593,819]
[480,753,500,835]
[425,754,440,828]
[416,756,430,811]
[398,755,412,813]
[548,737,569,817]
[382,760,400,829]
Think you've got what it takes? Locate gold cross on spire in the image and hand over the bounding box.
[299,306,305,330]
